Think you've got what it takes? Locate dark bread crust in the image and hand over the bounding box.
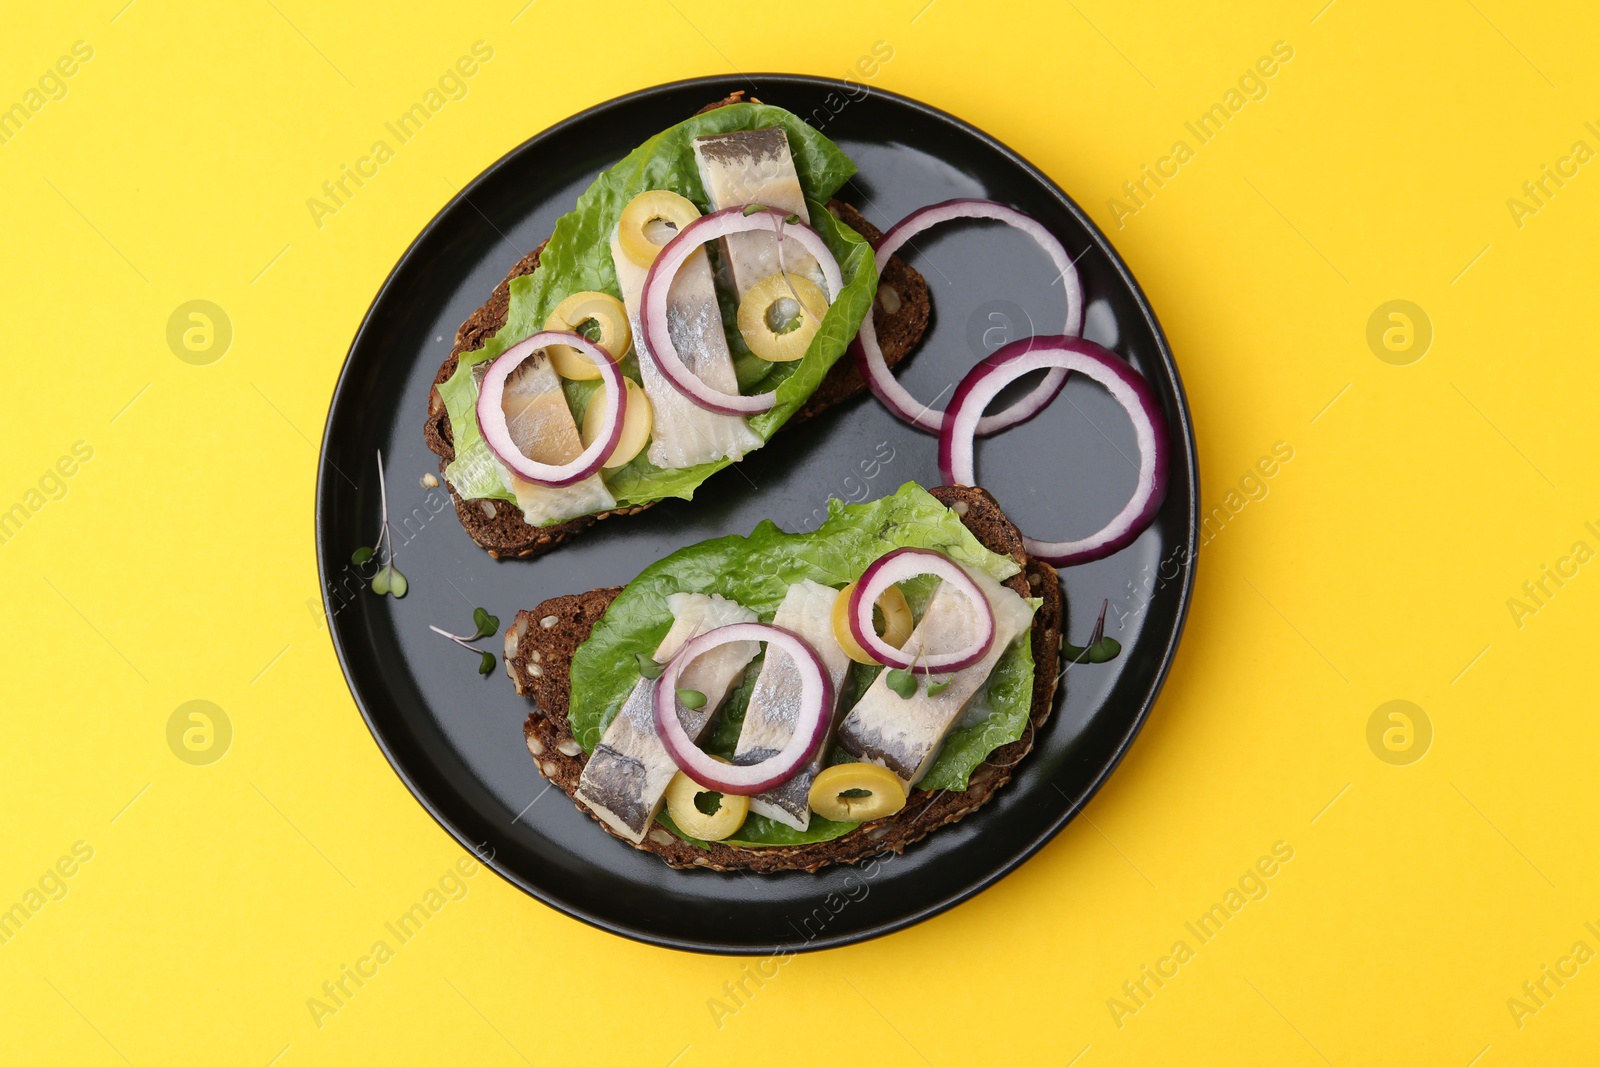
[423,116,931,560]
[506,485,1063,872]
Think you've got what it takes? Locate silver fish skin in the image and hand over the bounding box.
[610,229,762,469]
[835,565,1036,789]
[574,593,757,843]
[479,353,616,525]
[692,128,822,299]
[732,580,853,831]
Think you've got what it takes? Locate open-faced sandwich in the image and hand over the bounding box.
[503,483,1067,871]
[423,93,931,559]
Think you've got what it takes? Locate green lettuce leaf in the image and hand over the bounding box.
[566,483,1046,847]
[436,103,875,512]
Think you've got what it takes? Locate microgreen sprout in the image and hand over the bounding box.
[1062,600,1121,665]
[353,450,408,598]
[430,606,501,676]
[676,688,708,710]
[886,633,948,699]
[885,668,917,699]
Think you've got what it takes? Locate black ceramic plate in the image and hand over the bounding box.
[317,74,1198,954]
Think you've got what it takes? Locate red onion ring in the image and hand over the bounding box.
[475,331,626,488]
[939,336,1169,565]
[848,548,995,673]
[654,623,833,795]
[640,207,843,416]
[854,198,1084,436]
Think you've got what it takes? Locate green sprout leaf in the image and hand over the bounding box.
[784,212,802,225]
[636,653,665,680]
[366,451,408,598]
[1084,637,1122,664]
[926,677,952,696]
[1063,638,1120,664]
[885,668,917,699]
[472,607,500,639]
[478,651,495,675]
[676,688,708,710]
[371,565,409,598]
[742,203,768,216]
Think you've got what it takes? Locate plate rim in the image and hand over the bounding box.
[315,72,1200,955]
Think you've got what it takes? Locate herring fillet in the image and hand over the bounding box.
[610,230,762,469]
[478,354,616,526]
[732,580,853,831]
[836,566,1036,789]
[574,593,757,843]
[692,128,822,299]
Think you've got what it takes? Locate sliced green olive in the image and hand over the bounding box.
[543,291,630,379]
[581,377,652,469]
[808,763,907,823]
[618,189,701,267]
[832,580,914,666]
[665,763,749,842]
[737,272,829,362]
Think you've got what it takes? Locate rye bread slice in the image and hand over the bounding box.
[504,485,1063,872]
[422,130,931,560]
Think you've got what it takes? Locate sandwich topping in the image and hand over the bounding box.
[835,563,1035,788]
[730,580,853,832]
[806,763,907,824]
[574,592,756,843]
[436,103,878,528]
[610,203,763,467]
[637,205,843,417]
[638,549,1033,838]
[654,622,835,796]
[541,291,630,380]
[560,484,1050,851]
[476,334,619,525]
[477,331,627,488]
[846,547,996,674]
[693,126,821,298]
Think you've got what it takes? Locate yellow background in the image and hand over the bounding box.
[5,0,1597,1062]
